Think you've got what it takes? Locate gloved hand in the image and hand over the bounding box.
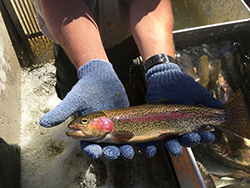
[145,62,223,156]
[40,59,135,160]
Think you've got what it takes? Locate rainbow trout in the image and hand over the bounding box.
[66,90,250,143]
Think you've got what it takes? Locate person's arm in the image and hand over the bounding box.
[40,0,108,69]
[39,1,134,160]
[130,0,221,156]
[130,0,175,61]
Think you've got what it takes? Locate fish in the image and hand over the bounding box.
[66,89,250,144]
[208,58,221,90]
[222,51,238,86]
[176,52,197,79]
[197,55,210,89]
[216,72,235,103]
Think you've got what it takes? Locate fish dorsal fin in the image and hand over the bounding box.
[219,89,242,109]
[111,131,134,142]
[147,99,169,105]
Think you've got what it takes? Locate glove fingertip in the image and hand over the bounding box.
[119,145,135,160]
[136,142,158,158]
[199,132,215,144]
[163,139,183,157]
[103,145,120,161]
[80,141,103,159]
[145,145,157,158]
[39,116,53,128]
[40,110,66,127]
[179,133,201,147]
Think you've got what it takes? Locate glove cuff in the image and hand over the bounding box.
[77,59,114,79]
[145,63,182,82]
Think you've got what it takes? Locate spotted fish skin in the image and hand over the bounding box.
[66,89,250,144]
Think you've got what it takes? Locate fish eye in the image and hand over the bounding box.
[81,118,89,124]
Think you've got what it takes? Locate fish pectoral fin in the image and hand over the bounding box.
[158,132,178,140]
[111,131,134,142]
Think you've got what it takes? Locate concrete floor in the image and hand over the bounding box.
[0,8,21,188]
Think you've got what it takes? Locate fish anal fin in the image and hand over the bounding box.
[196,125,213,132]
[111,131,134,142]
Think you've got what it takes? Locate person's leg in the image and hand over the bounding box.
[130,0,175,62]
[53,43,78,100]
[40,0,108,70]
[106,36,147,106]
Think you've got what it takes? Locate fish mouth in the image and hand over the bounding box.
[66,124,91,138]
[66,130,82,137]
[68,124,81,131]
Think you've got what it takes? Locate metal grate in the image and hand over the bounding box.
[2,0,54,66]
[10,0,47,40]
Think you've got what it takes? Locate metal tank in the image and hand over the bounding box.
[1,0,250,187]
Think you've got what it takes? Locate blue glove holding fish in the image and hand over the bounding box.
[145,62,223,156]
[40,59,222,159]
[40,60,133,160]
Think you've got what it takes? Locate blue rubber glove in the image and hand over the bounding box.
[145,62,223,156]
[40,59,135,160]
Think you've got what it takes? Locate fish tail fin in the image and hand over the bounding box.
[220,89,250,139]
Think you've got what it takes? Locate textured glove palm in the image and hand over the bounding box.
[40,60,133,160]
[145,62,223,156]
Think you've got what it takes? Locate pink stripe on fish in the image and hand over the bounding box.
[114,112,202,123]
